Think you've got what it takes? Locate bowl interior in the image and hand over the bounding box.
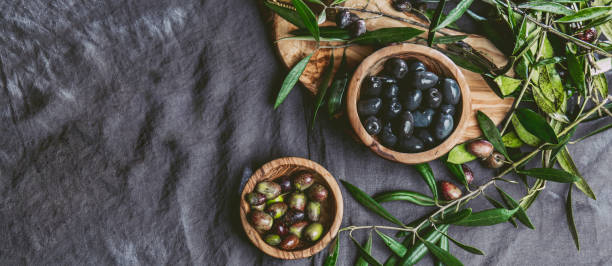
[239,157,343,259]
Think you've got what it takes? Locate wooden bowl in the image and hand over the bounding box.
[239,157,344,259]
[346,44,472,164]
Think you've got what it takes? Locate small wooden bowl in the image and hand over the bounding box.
[239,157,344,259]
[346,44,472,164]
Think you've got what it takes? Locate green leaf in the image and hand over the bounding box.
[356,231,374,266]
[351,27,424,46]
[446,53,486,74]
[323,237,340,266]
[327,50,349,117]
[433,0,475,31]
[436,208,473,224]
[311,52,334,129]
[533,56,565,67]
[292,0,320,41]
[518,168,580,183]
[556,6,612,23]
[428,0,447,46]
[341,180,406,227]
[533,64,565,115]
[557,148,596,200]
[484,195,518,227]
[274,53,314,109]
[511,115,541,146]
[444,161,468,187]
[593,74,609,99]
[548,128,575,164]
[515,108,559,144]
[414,163,438,201]
[264,1,306,29]
[291,27,351,40]
[375,229,408,257]
[317,9,326,25]
[518,1,575,15]
[496,187,535,229]
[438,231,485,255]
[453,207,519,226]
[308,0,325,5]
[476,110,510,159]
[512,15,528,55]
[397,225,450,266]
[351,234,382,266]
[566,185,580,250]
[374,190,437,206]
[423,240,464,266]
[330,0,347,5]
[502,131,524,148]
[435,227,449,266]
[494,75,523,96]
[432,35,469,44]
[566,51,586,96]
[447,143,478,164]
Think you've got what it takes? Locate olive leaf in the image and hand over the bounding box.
[428,0,447,46]
[484,195,519,227]
[476,110,510,159]
[311,52,334,129]
[292,0,320,41]
[496,187,535,229]
[356,230,374,266]
[350,27,424,45]
[264,1,306,29]
[548,127,575,164]
[557,148,596,200]
[515,108,559,144]
[432,35,469,44]
[446,53,487,74]
[437,231,485,255]
[511,115,541,146]
[307,0,325,6]
[432,0,475,31]
[291,27,351,40]
[323,236,340,266]
[423,240,464,266]
[317,9,326,25]
[493,75,522,96]
[375,229,408,257]
[595,0,612,41]
[341,180,407,227]
[534,57,565,67]
[566,184,580,250]
[518,168,580,183]
[435,227,450,266]
[453,207,519,226]
[556,6,612,23]
[518,1,575,15]
[435,208,472,224]
[444,161,468,187]
[330,0,347,5]
[397,225,449,266]
[327,50,349,118]
[502,131,524,148]
[414,163,439,202]
[374,190,437,206]
[350,234,382,266]
[593,74,609,99]
[274,53,314,109]
[566,50,586,96]
[447,143,478,164]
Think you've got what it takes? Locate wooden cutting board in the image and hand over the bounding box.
[266,0,514,141]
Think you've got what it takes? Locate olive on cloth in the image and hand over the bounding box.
[462,164,474,184]
[467,140,494,159]
[440,181,462,200]
[249,210,274,231]
[357,97,382,116]
[293,172,314,191]
[255,181,281,199]
[304,223,324,242]
[279,234,300,250]
[485,152,505,168]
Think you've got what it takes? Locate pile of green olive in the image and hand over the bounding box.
[245,171,330,250]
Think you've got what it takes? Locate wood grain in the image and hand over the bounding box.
[239,157,343,259]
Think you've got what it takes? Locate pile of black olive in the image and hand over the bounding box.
[245,171,330,250]
[336,10,366,38]
[358,57,462,152]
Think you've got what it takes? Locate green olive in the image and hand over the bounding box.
[255,181,281,199]
[293,172,314,191]
[304,223,324,242]
[306,201,321,222]
[279,234,300,250]
[264,234,281,246]
[249,210,273,232]
[288,192,307,211]
[266,202,288,219]
[289,221,309,238]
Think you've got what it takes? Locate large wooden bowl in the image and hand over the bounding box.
[239,157,344,259]
[347,44,472,164]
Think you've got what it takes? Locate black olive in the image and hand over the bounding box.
[401,89,422,111]
[357,97,382,116]
[382,83,400,99]
[362,76,383,97]
[395,111,414,138]
[424,87,442,108]
[336,11,359,29]
[379,122,398,147]
[392,0,411,11]
[399,137,425,153]
[382,97,402,118]
[384,58,409,79]
[349,19,366,38]
[413,108,435,128]
[408,71,439,90]
[441,78,461,105]
[377,75,397,84]
[416,129,436,148]
[440,104,455,116]
[363,116,382,135]
[408,61,426,72]
[433,113,454,140]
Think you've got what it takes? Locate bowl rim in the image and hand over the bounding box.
[239,157,344,259]
[346,43,472,164]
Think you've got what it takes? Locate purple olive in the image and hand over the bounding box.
[273,222,289,236]
[283,209,305,224]
[462,164,474,184]
[484,152,505,168]
[349,19,366,38]
[249,210,274,232]
[275,176,292,193]
[245,192,266,206]
[279,234,300,250]
[467,140,494,159]
[392,0,411,11]
[440,181,462,201]
[293,172,315,191]
[336,10,359,29]
[308,184,329,202]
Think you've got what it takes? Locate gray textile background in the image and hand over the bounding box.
[0,0,611,265]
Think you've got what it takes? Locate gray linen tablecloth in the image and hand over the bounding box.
[1,0,611,265]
